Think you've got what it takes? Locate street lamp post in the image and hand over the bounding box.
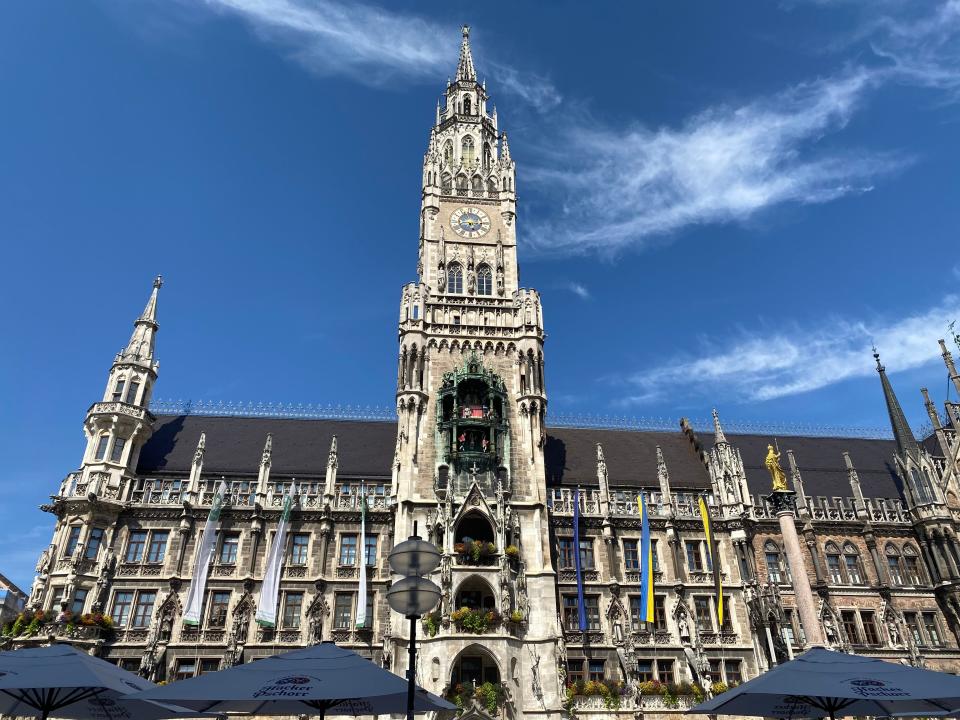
[387,524,441,720]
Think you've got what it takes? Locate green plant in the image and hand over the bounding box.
[509,610,523,624]
[422,611,440,637]
[504,545,519,558]
[450,607,501,634]
[564,679,623,710]
[710,681,729,696]
[475,681,502,714]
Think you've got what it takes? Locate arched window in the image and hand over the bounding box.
[447,263,463,294]
[843,542,864,584]
[903,544,926,585]
[825,542,843,584]
[461,136,475,166]
[443,140,453,167]
[441,173,452,193]
[463,95,472,115]
[764,540,790,584]
[471,175,483,193]
[885,543,904,586]
[483,142,492,168]
[456,174,467,191]
[487,177,498,194]
[476,265,492,296]
[455,576,497,611]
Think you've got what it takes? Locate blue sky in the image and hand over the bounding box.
[1,0,959,589]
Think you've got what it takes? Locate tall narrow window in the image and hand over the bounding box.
[95,435,110,461]
[65,526,82,557]
[558,538,575,568]
[339,535,357,566]
[461,136,475,165]
[111,591,134,627]
[623,540,639,570]
[334,593,352,629]
[923,612,943,646]
[207,591,230,628]
[126,531,147,563]
[85,528,104,560]
[112,379,125,402]
[447,263,463,294]
[463,95,472,115]
[903,546,926,585]
[364,535,377,567]
[290,534,309,566]
[904,612,924,645]
[694,596,713,632]
[841,610,862,644]
[825,543,844,584]
[477,265,492,296]
[861,611,880,645]
[125,381,140,405]
[584,596,601,630]
[886,544,904,585]
[71,589,88,615]
[765,541,783,584]
[578,538,595,570]
[218,534,239,565]
[132,591,156,628]
[110,437,126,464]
[147,531,169,563]
[686,541,705,572]
[843,543,864,584]
[282,592,303,629]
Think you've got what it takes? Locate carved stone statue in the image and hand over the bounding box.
[887,617,902,647]
[677,611,690,640]
[765,445,788,492]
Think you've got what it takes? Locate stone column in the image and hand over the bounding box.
[767,490,825,646]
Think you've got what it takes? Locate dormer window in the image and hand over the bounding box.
[112,379,125,402]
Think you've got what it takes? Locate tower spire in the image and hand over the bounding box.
[456,25,476,83]
[123,276,162,364]
[940,338,960,398]
[874,347,919,458]
[712,408,728,445]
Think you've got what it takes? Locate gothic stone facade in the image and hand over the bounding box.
[11,26,960,720]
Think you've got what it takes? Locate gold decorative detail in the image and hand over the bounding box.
[765,444,788,491]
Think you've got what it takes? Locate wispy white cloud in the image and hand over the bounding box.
[525,69,905,256]
[182,0,561,109]
[566,282,591,300]
[868,0,960,98]
[620,295,960,404]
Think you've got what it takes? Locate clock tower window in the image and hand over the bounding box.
[447,263,464,294]
[461,136,475,166]
[477,265,492,296]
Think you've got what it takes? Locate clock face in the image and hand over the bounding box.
[450,207,491,239]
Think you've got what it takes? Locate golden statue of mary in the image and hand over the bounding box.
[765,444,788,492]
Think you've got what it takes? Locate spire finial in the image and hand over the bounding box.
[153,275,163,290]
[873,347,919,458]
[455,24,476,82]
[712,408,728,445]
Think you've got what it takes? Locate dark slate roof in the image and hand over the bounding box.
[544,427,711,489]
[137,415,906,500]
[698,433,904,501]
[137,415,396,478]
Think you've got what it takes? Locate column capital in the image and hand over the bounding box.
[765,490,797,515]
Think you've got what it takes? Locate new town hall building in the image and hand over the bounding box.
[9,27,960,720]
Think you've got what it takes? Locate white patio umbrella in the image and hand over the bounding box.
[689,647,960,719]
[0,643,209,720]
[130,642,456,718]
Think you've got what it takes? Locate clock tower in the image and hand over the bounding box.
[391,25,561,720]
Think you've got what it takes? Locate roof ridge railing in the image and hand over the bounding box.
[150,398,898,440]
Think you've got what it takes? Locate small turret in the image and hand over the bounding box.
[874,348,920,459]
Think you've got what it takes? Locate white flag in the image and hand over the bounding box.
[356,484,367,628]
[256,485,295,627]
[183,480,228,626]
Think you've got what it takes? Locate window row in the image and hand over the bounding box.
[558,537,724,576]
[110,377,142,405]
[93,434,127,464]
[565,657,741,686]
[561,593,732,634]
[64,526,105,560]
[107,588,378,632]
[446,263,493,296]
